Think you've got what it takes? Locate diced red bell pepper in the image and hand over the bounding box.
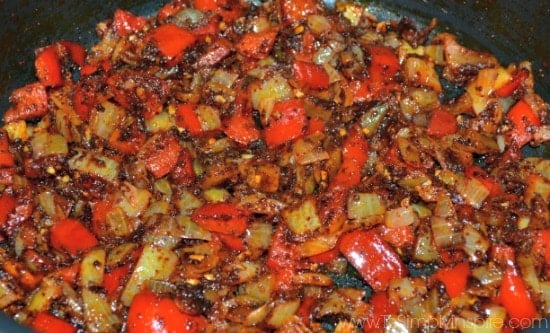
[127,291,207,333]
[51,263,80,285]
[108,127,146,155]
[498,266,538,325]
[50,218,98,256]
[112,9,147,36]
[496,68,529,98]
[236,28,278,59]
[191,203,251,236]
[296,296,316,326]
[150,24,197,58]
[140,135,182,178]
[195,0,224,11]
[72,80,98,121]
[432,261,470,298]
[281,0,318,23]
[330,129,369,190]
[91,200,113,237]
[339,229,408,292]
[216,233,246,251]
[170,148,196,186]
[0,194,17,228]
[351,45,400,102]
[0,168,15,185]
[378,224,415,248]
[426,108,458,138]
[196,38,232,67]
[191,17,220,37]
[293,60,330,90]
[224,110,260,145]
[0,131,14,168]
[2,259,43,289]
[103,263,131,297]
[465,165,503,197]
[264,98,307,147]
[363,292,399,333]
[532,230,550,265]
[506,99,540,147]
[3,82,48,123]
[35,45,63,87]
[176,104,203,136]
[266,225,298,291]
[308,246,340,264]
[307,117,325,135]
[32,312,76,333]
[157,2,185,21]
[59,41,86,67]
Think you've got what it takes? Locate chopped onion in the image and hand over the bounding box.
[284,198,321,235]
[385,205,418,228]
[120,245,178,306]
[80,248,106,288]
[455,176,490,209]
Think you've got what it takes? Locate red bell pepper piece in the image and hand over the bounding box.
[103,263,131,297]
[498,266,538,325]
[308,246,340,264]
[112,9,147,36]
[307,117,325,135]
[293,60,330,90]
[49,218,98,256]
[496,68,529,98]
[0,131,14,168]
[108,127,146,155]
[170,148,196,186]
[140,135,182,178]
[352,45,400,102]
[216,233,246,251]
[506,99,540,147]
[32,312,76,333]
[176,104,203,136]
[51,263,80,285]
[195,0,223,11]
[364,292,399,333]
[432,261,470,298]
[195,38,232,67]
[426,108,458,138]
[191,17,220,37]
[150,24,197,58]
[532,230,550,265]
[3,82,48,123]
[465,165,503,197]
[59,41,86,67]
[127,291,207,333]
[266,225,298,291]
[330,129,369,190]
[191,203,251,236]
[236,28,278,59]
[378,224,415,248]
[35,45,63,87]
[281,0,318,23]
[91,200,113,237]
[224,110,260,145]
[0,194,17,228]
[339,229,408,292]
[296,296,316,326]
[157,2,185,21]
[264,98,307,147]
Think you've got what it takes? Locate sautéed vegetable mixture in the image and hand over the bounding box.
[0,0,549,332]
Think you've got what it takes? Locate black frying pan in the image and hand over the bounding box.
[0,0,548,332]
